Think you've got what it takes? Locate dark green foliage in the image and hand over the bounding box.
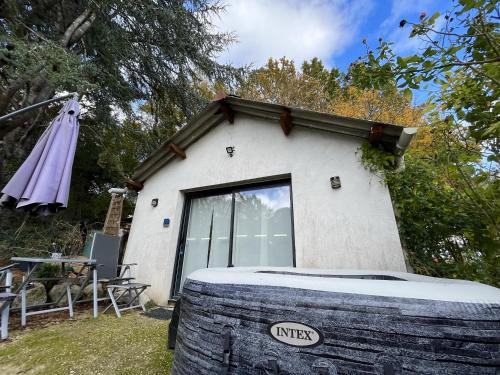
[358,142,395,174]
[361,139,498,286]
[356,0,499,146]
[301,57,342,99]
[0,213,84,259]
[36,263,61,290]
[356,0,499,286]
[36,263,61,278]
[0,0,240,259]
[388,156,499,285]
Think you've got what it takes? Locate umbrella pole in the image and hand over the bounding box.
[0,92,78,123]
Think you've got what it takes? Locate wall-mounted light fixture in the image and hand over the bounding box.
[151,198,159,207]
[330,176,341,189]
[226,146,235,157]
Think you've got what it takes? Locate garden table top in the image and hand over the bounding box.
[11,257,96,264]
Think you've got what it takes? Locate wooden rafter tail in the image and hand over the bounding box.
[124,177,144,191]
[280,108,293,135]
[218,101,235,124]
[168,143,186,159]
[368,124,385,144]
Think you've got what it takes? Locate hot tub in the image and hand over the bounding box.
[172,268,500,374]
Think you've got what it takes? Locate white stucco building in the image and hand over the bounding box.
[123,96,416,305]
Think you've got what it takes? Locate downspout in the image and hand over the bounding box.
[395,128,417,171]
[394,128,418,273]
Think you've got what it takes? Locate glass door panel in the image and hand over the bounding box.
[232,185,293,267]
[174,181,294,296]
[178,194,231,291]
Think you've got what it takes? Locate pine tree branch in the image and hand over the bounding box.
[69,13,96,45]
[0,78,25,115]
[60,9,92,47]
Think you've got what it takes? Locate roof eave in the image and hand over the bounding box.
[132,97,409,183]
[132,101,223,181]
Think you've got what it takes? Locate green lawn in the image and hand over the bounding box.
[0,311,174,375]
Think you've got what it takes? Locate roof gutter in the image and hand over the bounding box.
[395,128,418,170]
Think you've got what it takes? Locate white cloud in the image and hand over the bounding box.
[213,0,373,67]
[254,187,290,211]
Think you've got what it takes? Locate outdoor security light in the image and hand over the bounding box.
[330,176,341,189]
[226,146,235,157]
[151,198,159,207]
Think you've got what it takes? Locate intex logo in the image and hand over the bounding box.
[268,321,323,348]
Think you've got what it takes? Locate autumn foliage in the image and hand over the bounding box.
[238,51,498,286]
[239,57,426,129]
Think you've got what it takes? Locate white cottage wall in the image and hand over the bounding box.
[123,115,406,305]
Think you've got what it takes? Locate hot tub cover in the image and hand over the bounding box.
[172,267,500,374]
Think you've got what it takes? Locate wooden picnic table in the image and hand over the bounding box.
[11,257,98,326]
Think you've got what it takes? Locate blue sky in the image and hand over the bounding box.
[214,0,449,72]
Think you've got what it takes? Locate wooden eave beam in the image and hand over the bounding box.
[368,124,385,144]
[168,143,186,159]
[124,177,144,191]
[280,108,293,135]
[217,101,235,124]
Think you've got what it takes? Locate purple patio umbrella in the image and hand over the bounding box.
[0,99,80,215]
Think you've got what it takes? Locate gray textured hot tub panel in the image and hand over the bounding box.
[172,280,500,374]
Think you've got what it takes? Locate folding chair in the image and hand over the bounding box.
[103,282,150,318]
[85,231,150,317]
[88,232,136,283]
[72,232,136,307]
[0,264,17,340]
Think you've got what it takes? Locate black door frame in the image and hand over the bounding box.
[170,178,296,299]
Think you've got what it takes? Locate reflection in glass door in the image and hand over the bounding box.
[174,181,294,295]
[177,194,232,291]
[232,185,293,267]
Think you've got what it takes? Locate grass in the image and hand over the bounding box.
[0,311,174,375]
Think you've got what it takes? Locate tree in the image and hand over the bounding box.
[239,48,498,286]
[357,0,499,285]
[0,0,240,257]
[359,0,499,145]
[238,57,424,127]
[0,0,241,173]
[238,57,329,112]
[302,57,342,100]
[329,86,426,127]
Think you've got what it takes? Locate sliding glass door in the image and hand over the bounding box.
[173,181,294,295]
[232,185,293,267]
[179,194,232,289]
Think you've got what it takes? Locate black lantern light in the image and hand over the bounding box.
[330,176,341,189]
[226,146,235,157]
